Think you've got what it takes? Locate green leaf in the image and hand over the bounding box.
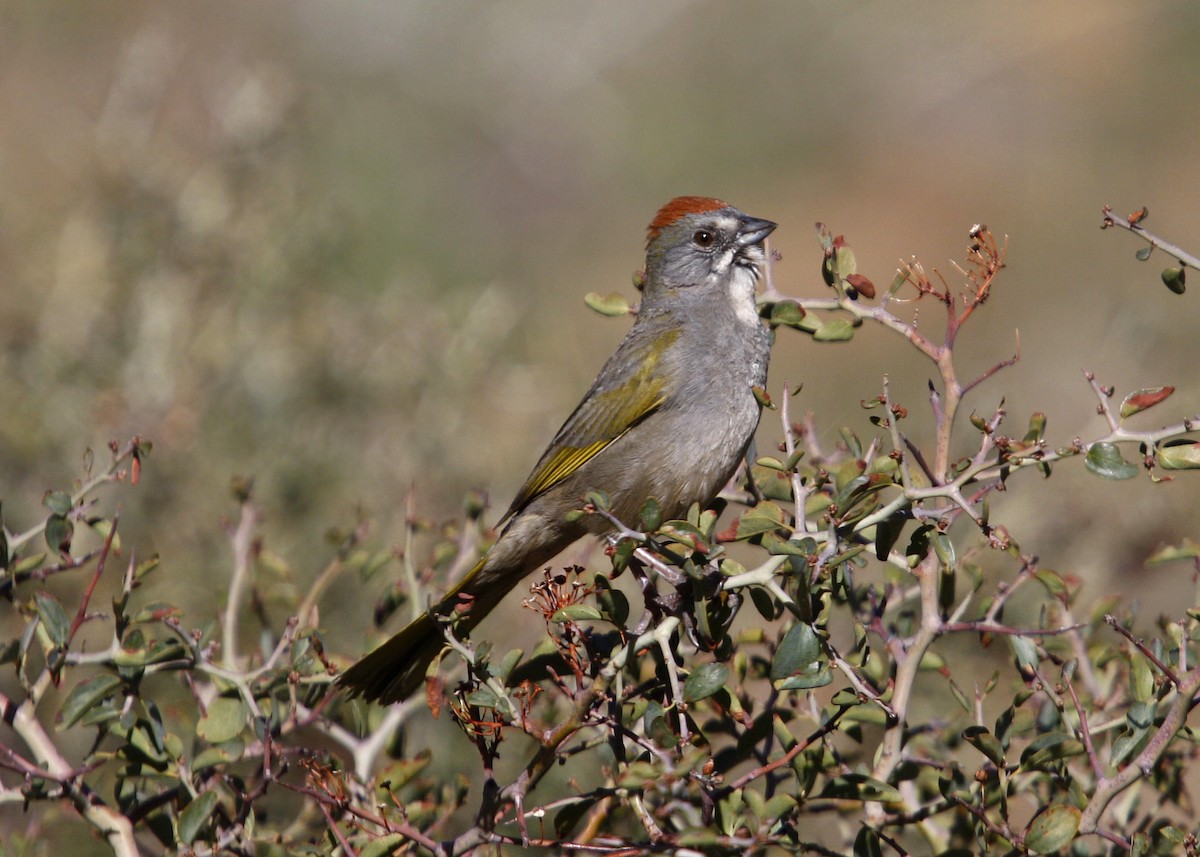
[617,760,663,789]
[853,826,883,857]
[59,674,123,730]
[192,738,245,772]
[197,697,247,745]
[1021,732,1084,770]
[1161,266,1186,294]
[1135,245,1153,261]
[834,245,857,278]
[595,582,629,625]
[123,720,170,768]
[1084,442,1138,480]
[775,664,832,690]
[818,774,901,803]
[771,622,821,682]
[553,798,597,839]
[1033,569,1070,601]
[1156,440,1200,470]
[962,725,1006,766]
[359,834,405,857]
[1024,803,1080,854]
[1119,386,1174,419]
[44,514,74,555]
[495,648,523,683]
[87,518,122,554]
[749,586,781,621]
[932,532,955,570]
[639,497,662,531]
[1146,537,1200,564]
[550,603,602,623]
[584,291,630,317]
[12,552,45,575]
[1008,635,1039,674]
[873,509,907,561]
[34,592,70,647]
[683,662,728,702]
[178,790,220,846]
[643,701,678,748]
[1129,652,1155,702]
[1023,411,1047,443]
[376,749,432,793]
[768,301,809,329]
[812,318,856,342]
[1108,715,1147,763]
[464,687,498,708]
[731,501,788,540]
[42,491,72,517]
[1129,833,1150,857]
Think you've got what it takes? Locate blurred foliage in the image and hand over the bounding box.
[5,2,1200,853]
[4,221,1200,854]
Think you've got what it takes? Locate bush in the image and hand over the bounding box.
[3,212,1199,856]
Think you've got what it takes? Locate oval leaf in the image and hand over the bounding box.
[962,725,1006,766]
[551,603,603,623]
[584,291,630,317]
[1161,266,1186,294]
[771,622,821,681]
[1156,441,1200,471]
[44,514,74,556]
[197,697,248,745]
[178,790,220,846]
[845,273,876,299]
[819,774,901,803]
[732,501,787,540]
[812,318,856,342]
[1084,442,1138,480]
[1025,803,1080,854]
[1021,732,1085,770]
[768,301,808,329]
[59,674,123,730]
[683,662,728,703]
[1119,386,1174,419]
[1146,538,1200,564]
[42,491,72,517]
[360,835,406,857]
[34,592,70,647]
[775,664,833,690]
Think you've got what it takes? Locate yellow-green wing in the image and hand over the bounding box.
[502,328,678,519]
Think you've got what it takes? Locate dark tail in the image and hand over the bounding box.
[338,609,447,704]
[339,555,506,704]
[340,512,580,703]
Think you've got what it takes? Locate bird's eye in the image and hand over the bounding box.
[692,229,715,248]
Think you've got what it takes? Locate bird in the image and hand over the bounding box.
[340,196,777,704]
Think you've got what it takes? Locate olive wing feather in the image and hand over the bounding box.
[501,328,679,520]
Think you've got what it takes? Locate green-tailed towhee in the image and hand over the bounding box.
[341,197,777,703]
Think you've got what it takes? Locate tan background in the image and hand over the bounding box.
[3,0,1200,709]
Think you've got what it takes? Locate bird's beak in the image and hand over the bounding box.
[736,216,777,247]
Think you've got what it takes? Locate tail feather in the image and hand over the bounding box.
[339,609,445,704]
[340,510,582,704]
[340,556,506,704]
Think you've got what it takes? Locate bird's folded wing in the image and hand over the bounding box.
[501,329,677,519]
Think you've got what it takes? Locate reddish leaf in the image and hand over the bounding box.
[1119,386,1174,419]
[845,273,876,299]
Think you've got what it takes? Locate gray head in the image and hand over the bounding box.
[642,197,777,300]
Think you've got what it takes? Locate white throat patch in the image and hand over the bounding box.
[727,261,761,327]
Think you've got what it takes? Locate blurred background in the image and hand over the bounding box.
[3,0,1200,772]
